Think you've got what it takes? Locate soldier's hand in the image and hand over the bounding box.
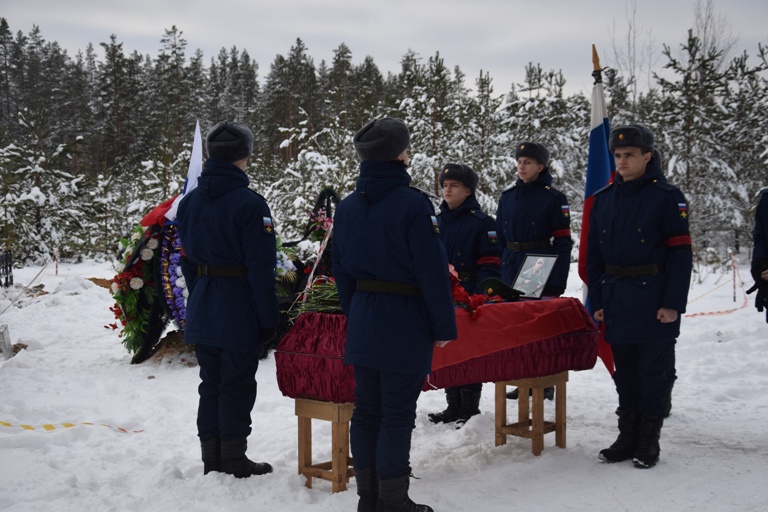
[657,308,678,323]
[756,286,767,313]
[593,309,604,322]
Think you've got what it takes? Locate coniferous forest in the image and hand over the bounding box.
[0,18,766,268]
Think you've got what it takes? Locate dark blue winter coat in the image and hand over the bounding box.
[332,160,457,375]
[753,189,768,268]
[437,196,501,294]
[586,157,693,344]
[177,158,280,354]
[752,188,768,322]
[496,170,573,294]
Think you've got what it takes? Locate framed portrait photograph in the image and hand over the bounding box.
[512,254,558,299]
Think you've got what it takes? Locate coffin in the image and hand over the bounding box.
[275,298,599,403]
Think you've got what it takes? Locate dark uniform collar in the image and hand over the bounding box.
[515,168,553,189]
[438,195,481,216]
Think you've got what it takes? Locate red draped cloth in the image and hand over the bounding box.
[275,298,600,403]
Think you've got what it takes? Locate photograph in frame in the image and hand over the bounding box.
[512,254,558,299]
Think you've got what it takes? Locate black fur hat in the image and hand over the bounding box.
[514,141,550,167]
[438,163,479,193]
[206,121,254,162]
[609,123,655,153]
[353,117,410,162]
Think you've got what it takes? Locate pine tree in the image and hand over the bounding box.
[5,110,86,262]
[655,29,738,261]
[350,55,385,130]
[458,70,514,213]
[719,46,768,250]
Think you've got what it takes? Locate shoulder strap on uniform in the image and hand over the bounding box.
[594,182,614,196]
[543,185,565,197]
[469,209,489,221]
[247,188,267,200]
[651,179,675,191]
[501,182,518,194]
[409,185,437,201]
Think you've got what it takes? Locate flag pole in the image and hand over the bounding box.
[582,44,615,375]
[592,44,601,73]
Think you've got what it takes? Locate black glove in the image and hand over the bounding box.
[747,281,768,315]
[757,286,768,314]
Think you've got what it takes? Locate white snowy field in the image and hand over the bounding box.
[1,259,767,512]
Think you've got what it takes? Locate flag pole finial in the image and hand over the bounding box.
[592,44,603,84]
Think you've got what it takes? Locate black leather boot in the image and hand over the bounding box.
[220,437,273,478]
[599,409,639,463]
[633,415,664,468]
[377,475,433,512]
[355,466,378,512]
[455,386,481,429]
[200,436,220,474]
[428,387,461,424]
[663,377,676,418]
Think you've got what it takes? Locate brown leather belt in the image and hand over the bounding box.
[356,280,421,297]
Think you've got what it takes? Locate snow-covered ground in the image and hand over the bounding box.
[1,260,766,511]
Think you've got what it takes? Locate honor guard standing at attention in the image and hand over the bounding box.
[427,163,500,428]
[747,187,768,322]
[496,141,573,400]
[332,117,457,512]
[177,121,280,478]
[586,123,693,469]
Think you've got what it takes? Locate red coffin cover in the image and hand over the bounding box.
[275,298,599,403]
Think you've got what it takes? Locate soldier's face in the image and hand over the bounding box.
[517,157,545,183]
[442,179,471,209]
[614,147,651,181]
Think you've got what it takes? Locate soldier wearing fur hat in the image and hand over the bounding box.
[586,123,693,469]
[496,141,573,400]
[427,163,501,429]
[747,188,768,322]
[332,117,456,512]
[496,142,573,297]
[177,121,279,479]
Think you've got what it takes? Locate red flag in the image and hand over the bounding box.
[580,46,615,375]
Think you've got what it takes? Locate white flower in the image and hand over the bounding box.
[175,276,186,289]
[182,288,189,299]
[129,277,144,290]
[130,232,142,242]
[140,248,154,261]
[146,238,159,250]
[111,282,119,295]
[176,266,183,277]
[275,252,297,276]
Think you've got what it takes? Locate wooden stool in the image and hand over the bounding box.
[494,371,568,455]
[295,398,355,492]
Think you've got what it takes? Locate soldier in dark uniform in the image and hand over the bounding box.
[332,118,456,512]
[427,163,501,428]
[496,141,573,400]
[748,188,768,322]
[177,121,280,478]
[586,123,693,469]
